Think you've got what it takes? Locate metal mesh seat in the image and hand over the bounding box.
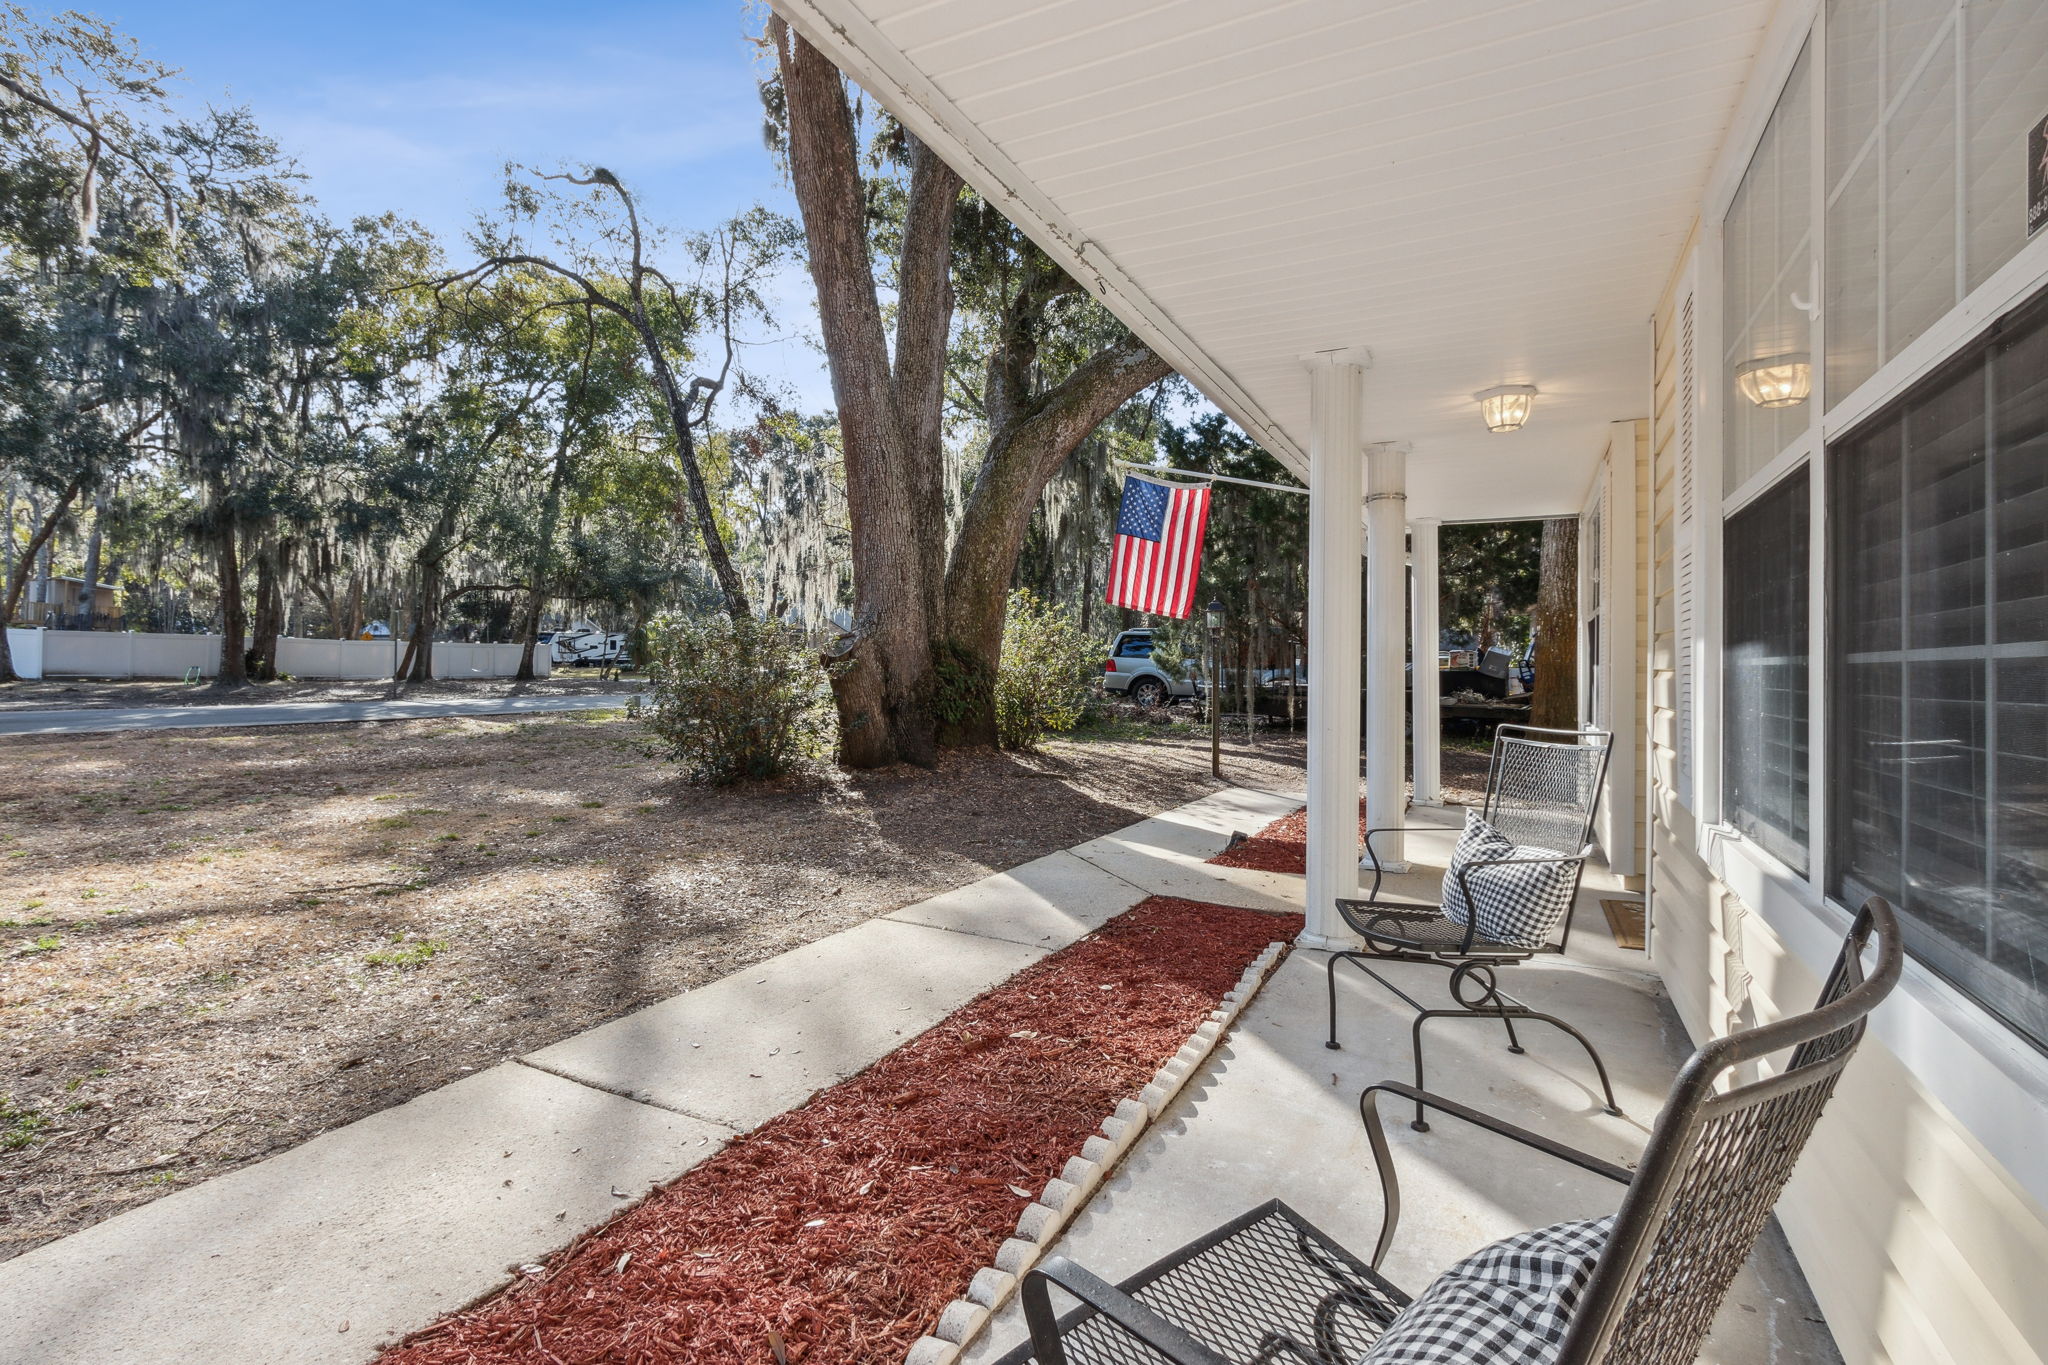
[1327,726,1619,1115]
[997,1202,1406,1365]
[1009,900,1903,1365]
[1344,904,1530,957]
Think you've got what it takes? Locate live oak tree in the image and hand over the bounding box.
[430,172,796,623]
[768,16,1172,766]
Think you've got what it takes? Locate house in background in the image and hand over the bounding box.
[16,574,123,630]
[774,0,2048,1360]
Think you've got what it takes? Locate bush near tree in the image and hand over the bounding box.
[641,614,836,784]
[995,590,1098,750]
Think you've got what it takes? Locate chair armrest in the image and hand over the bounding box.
[1022,1255,1235,1365]
[1359,825,1406,900]
[1358,1082,1632,1269]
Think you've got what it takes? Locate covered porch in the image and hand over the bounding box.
[961,804,1835,1365]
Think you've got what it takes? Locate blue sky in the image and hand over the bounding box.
[94,0,834,406]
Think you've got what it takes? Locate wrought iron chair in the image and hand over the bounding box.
[1001,897,1901,1365]
[1326,725,1619,1115]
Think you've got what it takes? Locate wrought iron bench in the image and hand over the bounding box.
[999,897,1901,1365]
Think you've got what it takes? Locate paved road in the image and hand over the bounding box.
[0,693,637,736]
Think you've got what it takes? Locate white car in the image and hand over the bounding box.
[1100,628,1198,707]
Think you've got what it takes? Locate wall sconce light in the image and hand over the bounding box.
[1735,354,1812,408]
[1474,384,1538,433]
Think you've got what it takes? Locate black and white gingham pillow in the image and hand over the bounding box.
[1358,1216,1613,1364]
[1439,808,1577,949]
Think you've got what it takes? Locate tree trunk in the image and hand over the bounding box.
[248,543,285,681]
[79,489,108,628]
[213,514,248,688]
[776,15,951,768]
[516,424,576,681]
[407,559,441,684]
[341,572,362,641]
[940,339,1171,742]
[0,475,86,682]
[1530,517,1579,731]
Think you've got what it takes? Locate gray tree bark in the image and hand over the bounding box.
[772,16,1170,761]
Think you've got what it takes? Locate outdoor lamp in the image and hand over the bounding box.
[1206,599,1224,633]
[1735,354,1812,408]
[1474,384,1538,433]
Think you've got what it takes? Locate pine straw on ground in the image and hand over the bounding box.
[382,897,1301,1365]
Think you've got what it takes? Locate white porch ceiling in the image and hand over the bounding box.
[774,0,1777,521]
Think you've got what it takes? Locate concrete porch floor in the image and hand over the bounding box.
[968,802,1842,1364]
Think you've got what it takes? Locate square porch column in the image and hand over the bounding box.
[1299,352,1366,950]
[1363,443,1409,872]
[1410,516,1443,807]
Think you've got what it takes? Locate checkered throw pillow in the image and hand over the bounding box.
[1358,1216,1613,1364]
[1439,808,1578,949]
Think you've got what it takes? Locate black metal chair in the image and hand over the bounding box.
[1002,897,1901,1365]
[1326,725,1620,1116]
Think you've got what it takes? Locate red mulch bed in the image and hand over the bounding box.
[1207,805,1365,874]
[381,897,1300,1365]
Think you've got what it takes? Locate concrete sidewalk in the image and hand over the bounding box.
[0,784,1303,1364]
[0,693,638,736]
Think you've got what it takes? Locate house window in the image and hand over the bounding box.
[1724,43,1813,494]
[1829,284,2048,1051]
[1824,0,2048,404]
[1724,468,1811,873]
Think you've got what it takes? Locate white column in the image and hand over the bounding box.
[1300,352,1367,950]
[1410,516,1443,807]
[1364,443,1409,871]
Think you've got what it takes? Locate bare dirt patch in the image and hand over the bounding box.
[0,713,1307,1260]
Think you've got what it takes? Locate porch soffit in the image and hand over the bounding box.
[773,0,1775,522]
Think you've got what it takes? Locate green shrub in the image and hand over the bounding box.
[641,613,837,784]
[996,590,1100,750]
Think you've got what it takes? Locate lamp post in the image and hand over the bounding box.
[1206,598,1224,777]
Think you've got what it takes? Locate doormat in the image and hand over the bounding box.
[380,896,1301,1365]
[1601,899,1647,950]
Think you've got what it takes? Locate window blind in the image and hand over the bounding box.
[1725,468,1811,873]
[1829,284,2048,1052]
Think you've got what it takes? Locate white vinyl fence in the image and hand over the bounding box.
[12,631,551,681]
[5,628,46,680]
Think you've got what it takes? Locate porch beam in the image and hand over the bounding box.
[1299,352,1367,949]
[1364,443,1410,872]
[1410,516,1442,806]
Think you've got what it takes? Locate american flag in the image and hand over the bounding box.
[1106,472,1212,619]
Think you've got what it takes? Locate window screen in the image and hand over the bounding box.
[1829,284,2048,1052]
[1824,0,2048,403]
[1725,468,1811,873]
[1724,43,1812,494]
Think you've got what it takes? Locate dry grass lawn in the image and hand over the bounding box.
[0,709,1311,1260]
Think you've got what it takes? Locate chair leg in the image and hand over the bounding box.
[1410,1008,1624,1122]
[1521,1011,1624,1117]
[1324,950,1349,1051]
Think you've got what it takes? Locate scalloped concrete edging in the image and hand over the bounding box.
[902,937,1290,1365]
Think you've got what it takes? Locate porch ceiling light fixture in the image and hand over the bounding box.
[1735,353,1812,408]
[1474,384,1538,433]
